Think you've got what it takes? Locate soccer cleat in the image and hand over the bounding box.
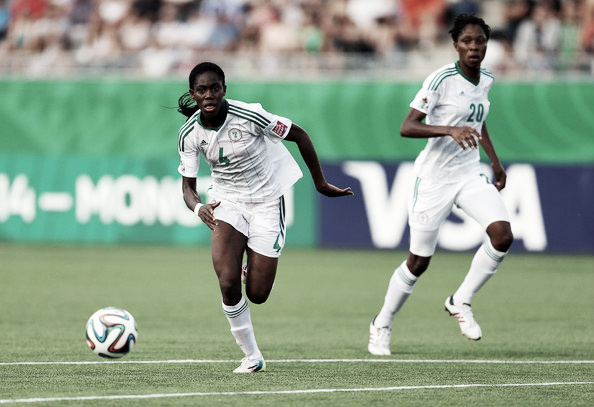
[368,317,391,355]
[241,263,247,284]
[444,296,482,340]
[233,356,266,373]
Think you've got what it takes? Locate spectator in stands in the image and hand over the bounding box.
[513,1,561,75]
[184,7,217,51]
[557,0,587,71]
[119,5,152,53]
[257,4,301,53]
[445,0,481,27]
[75,7,123,66]
[152,3,185,51]
[501,0,535,43]
[0,0,10,40]
[398,0,447,53]
[582,0,594,56]
[10,0,46,20]
[66,0,95,50]
[0,0,592,77]
[482,29,521,76]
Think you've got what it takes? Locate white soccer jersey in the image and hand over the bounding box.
[409,62,494,183]
[177,99,303,202]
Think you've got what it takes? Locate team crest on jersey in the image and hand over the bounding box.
[272,121,288,137]
[228,128,243,141]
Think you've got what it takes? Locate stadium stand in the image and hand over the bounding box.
[0,0,592,79]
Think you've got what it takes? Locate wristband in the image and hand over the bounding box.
[193,203,203,216]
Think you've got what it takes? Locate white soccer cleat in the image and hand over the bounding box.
[368,318,391,355]
[233,356,266,373]
[444,296,482,340]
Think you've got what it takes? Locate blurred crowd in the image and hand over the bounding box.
[0,0,593,79]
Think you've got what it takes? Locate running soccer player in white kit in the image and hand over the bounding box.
[368,14,514,355]
[177,62,353,372]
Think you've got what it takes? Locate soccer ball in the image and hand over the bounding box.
[85,307,138,358]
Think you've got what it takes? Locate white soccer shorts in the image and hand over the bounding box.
[408,173,510,257]
[208,192,287,258]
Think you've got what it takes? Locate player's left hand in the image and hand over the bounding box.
[492,163,507,191]
[316,183,354,197]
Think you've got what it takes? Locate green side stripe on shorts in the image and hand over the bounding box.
[278,196,286,240]
[412,177,421,212]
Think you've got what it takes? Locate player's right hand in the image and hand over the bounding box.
[198,201,220,230]
[450,126,480,150]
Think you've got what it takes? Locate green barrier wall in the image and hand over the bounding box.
[1,79,592,163]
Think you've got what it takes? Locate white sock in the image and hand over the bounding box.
[453,240,508,305]
[374,261,418,329]
[222,296,262,359]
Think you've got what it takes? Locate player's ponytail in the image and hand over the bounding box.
[177,92,198,119]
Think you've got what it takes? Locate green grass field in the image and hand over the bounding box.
[0,243,592,406]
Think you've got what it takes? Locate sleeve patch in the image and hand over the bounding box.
[271,121,288,137]
[417,97,430,110]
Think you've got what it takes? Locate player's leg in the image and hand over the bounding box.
[373,235,436,329]
[222,196,285,372]
[446,177,514,340]
[369,177,450,355]
[211,213,265,372]
[244,248,278,304]
[368,229,437,355]
[243,196,285,304]
[211,220,246,305]
[454,178,513,305]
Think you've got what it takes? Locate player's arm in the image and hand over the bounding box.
[478,122,506,191]
[181,176,219,230]
[400,108,480,150]
[284,124,353,197]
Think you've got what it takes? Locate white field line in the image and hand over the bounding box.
[0,382,592,404]
[1,358,593,366]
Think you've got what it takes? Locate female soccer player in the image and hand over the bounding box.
[368,14,514,355]
[177,62,353,372]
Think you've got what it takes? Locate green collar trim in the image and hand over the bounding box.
[455,61,480,86]
[197,100,228,131]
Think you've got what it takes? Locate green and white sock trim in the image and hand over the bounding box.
[483,240,507,264]
[222,296,248,319]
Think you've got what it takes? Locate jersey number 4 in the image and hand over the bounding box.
[219,148,230,165]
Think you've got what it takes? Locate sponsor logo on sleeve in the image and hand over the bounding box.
[272,121,288,137]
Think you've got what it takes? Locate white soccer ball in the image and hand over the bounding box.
[85,307,138,359]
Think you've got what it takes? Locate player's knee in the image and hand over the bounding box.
[488,222,514,252]
[495,231,514,252]
[219,278,241,303]
[246,288,270,304]
[406,254,431,277]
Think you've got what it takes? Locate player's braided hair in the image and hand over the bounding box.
[449,13,491,42]
[177,62,226,118]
